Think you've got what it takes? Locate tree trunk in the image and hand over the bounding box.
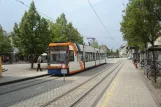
[31,54,34,69]
[9,54,12,64]
[151,42,157,82]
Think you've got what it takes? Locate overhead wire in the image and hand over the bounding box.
[87,0,114,40]
[14,0,114,41]
[14,0,54,21]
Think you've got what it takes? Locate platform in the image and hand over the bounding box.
[97,60,158,107]
[0,63,48,84]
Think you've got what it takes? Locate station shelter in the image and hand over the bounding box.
[128,46,140,62]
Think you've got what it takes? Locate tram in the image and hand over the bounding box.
[47,42,107,75]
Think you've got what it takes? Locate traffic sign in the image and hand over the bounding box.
[61,68,67,82]
[61,69,67,74]
[62,64,66,69]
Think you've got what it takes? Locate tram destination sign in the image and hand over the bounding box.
[49,46,68,51]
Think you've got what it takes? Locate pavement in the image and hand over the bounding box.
[0,63,48,84]
[97,59,158,107]
[138,65,161,107]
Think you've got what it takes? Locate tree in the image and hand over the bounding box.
[49,13,83,44]
[121,0,161,82]
[116,49,119,55]
[90,39,99,48]
[143,0,161,21]
[120,0,161,50]
[110,49,113,54]
[0,25,12,56]
[13,1,51,68]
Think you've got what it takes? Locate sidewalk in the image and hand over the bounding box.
[97,59,158,107]
[138,65,161,106]
[0,63,48,84]
[106,58,124,63]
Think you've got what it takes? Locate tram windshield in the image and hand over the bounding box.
[49,46,68,64]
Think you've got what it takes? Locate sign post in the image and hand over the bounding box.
[61,64,67,82]
[0,56,2,77]
[63,73,65,82]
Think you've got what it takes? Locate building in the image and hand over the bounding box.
[99,45,109,53]
[119,43,128,57]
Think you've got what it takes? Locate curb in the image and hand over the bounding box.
[0,74,49,86]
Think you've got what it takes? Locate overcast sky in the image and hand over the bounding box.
[0,0,129,50]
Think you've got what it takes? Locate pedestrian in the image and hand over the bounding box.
[133,58,138,68]
[37,56,42,71]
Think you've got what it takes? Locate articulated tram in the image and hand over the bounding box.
[47,42,107,75]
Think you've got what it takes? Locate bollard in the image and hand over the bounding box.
[0,56,2,77]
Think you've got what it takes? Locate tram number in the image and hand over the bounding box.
[61,69,67,74]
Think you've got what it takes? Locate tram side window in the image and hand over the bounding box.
[90,53,93,61]
[100,53,101,59]
[100,53,102,60]
[93,53,95,61]
[79,52,83,61]
[70,50,74,61]
[96,53,98,60]
[85,52,88,62]
[102,53,104,59]
[90,53,92,61]
[96,52,99,60]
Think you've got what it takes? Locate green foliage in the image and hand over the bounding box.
[120,0,161,50]
[107,49,119,55]
[0,25,12,55]
[13,2,51,55]
[10,1,83,68]
[90,39,99,48]
[116,49,119,54]
[12,2,51,68]
[143,0,161,21]
[49,13,83,44]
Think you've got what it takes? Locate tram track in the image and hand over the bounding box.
[71,61,124,107]
[0,63,112,96]
[40,60,124,107]
[0,75,60,95]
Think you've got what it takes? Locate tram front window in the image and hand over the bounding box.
[49,46,68,64]
[50,51,68,64]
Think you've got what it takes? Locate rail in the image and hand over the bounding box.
[40,60,124,107]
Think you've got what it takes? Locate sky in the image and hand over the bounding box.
[0,0,129,50]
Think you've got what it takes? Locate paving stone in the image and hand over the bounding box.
[97,60,158,107]
[0,63,114,107]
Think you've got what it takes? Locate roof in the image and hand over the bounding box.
[128,46,138,49]
[99,45,109,50]
[147,45,161,51]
